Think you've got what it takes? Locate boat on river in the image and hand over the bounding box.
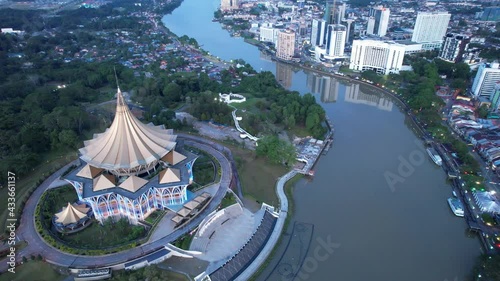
[426,147,442,166]
[447,197,464,217]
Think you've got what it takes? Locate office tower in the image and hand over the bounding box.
[349,40,406,75]
[276,30,296,61]
[438,33,469,63]
[411,12,451,49]
[311,19,327,46]
[366,6,390,37]
[338,2,347,23]
[342,18,354,45]
[220,0,238,10]
[260,27,279,44]
[472,62,500,97]
[325,24,346,58]
[490,83,500,112]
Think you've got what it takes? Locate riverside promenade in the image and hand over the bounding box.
[235,170,297,280]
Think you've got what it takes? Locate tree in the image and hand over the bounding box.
[256,135,296,165]
[477,104,489,119]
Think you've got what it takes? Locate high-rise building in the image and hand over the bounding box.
[259,27,279,44]
[411,12,451,49]
[490,83,500,112]
[311,19,327,47]
[338,2,347,23]
[324,1,336,24]
[366,6,390,37]
[276,30,296,61]
[349,40,405,75]
[220,0,238,11]
[472,62,500,97]
[325,24,346,58]
[438,33,469,63]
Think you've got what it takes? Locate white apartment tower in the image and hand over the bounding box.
[276,30,296,61]
[325,24,346,58]
[472,62,500,97]
[411,12,451,49]
[366,6,390,37]
[259,27,279,44]
[311,19,327,47]
[349,40,405,75]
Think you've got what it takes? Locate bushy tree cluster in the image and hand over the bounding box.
[0,58,135,184]
[235,71,327,138]
[189,91,233,124]
[256,135,296,165]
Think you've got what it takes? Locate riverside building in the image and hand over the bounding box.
[349,40,405,75]
[64,87,197,224]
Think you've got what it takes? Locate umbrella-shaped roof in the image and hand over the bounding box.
[79,87,177,173]
[55,202,90,225]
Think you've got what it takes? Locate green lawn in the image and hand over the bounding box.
[230,97,263,111]
[47,185,79,213]
[59,219,146,249]
[0,149,78,234]
[172,233,194,250]
[0,261,64,281]
[288,124,312,138]
[220,192,237,209]
[222,143,287,205]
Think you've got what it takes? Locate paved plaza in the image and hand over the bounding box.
[190,204,264,263]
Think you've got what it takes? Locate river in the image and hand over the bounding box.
[162,1,481,280]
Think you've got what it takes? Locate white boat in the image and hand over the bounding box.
[452,190,457,197]
[426,147,443,166]
[447,197,464,217]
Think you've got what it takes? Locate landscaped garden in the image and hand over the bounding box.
[192,154,216,186]
[37,185,148,253]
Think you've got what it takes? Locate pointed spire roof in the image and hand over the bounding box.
[162,150,187,165]
[159,168,181,184]
[55,202,89,225]
[76,164,103,179]
[79,87,177,174]
[93,173,116,191]
[119,175,148,193]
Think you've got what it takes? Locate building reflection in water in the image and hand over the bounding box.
[276,61,293,88]
[344,83,393,111]
[306,73,339,103]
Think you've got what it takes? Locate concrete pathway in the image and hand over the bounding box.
[234,170,296,281]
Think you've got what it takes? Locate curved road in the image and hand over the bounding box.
[0,135,234,273]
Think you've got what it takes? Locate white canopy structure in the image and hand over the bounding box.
[55,203,90,225]
[79,88,177,176]
[474,191,500,214]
